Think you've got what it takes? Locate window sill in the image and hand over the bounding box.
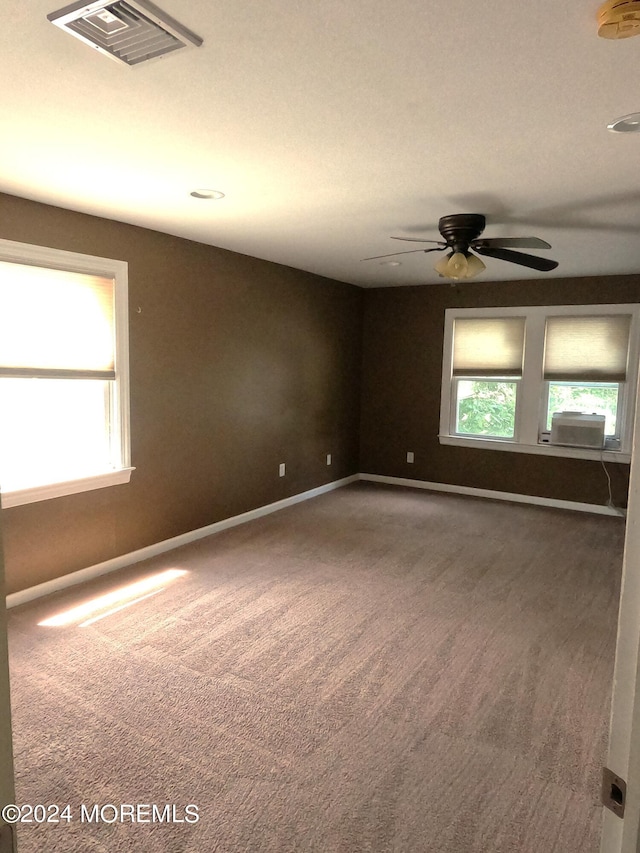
[1,467,135,508]
[438,435,630,464]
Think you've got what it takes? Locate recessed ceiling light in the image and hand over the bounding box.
[380,261,401,266]
[190,189,225,199]
[607,113,640,133]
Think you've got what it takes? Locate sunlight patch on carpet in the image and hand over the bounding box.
[38,568,188,627]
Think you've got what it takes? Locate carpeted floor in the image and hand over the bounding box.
[6,482,624,852]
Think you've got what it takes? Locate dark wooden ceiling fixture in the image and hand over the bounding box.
[363,213,559,281]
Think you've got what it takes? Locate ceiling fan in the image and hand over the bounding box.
[363,213,559,280]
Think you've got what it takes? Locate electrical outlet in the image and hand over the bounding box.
[407,451,414,463]
[326,453,332,465]
[279,463,286,477]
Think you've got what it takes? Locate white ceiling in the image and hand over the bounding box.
[3,0,640,288]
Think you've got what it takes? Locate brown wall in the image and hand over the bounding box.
[3,191,639,595]
[0,194,363,594]
[360,276,640,507]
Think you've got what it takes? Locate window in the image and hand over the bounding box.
[544,382,619,436]
[450,315,525,440]
[0,239,132,507]
[440,304,640,462]
[455,379,518,438]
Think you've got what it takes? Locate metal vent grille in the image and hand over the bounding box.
[47,0,202,66]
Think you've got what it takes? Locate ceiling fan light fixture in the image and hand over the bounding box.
[448,252,469,278]
[434,251,485,281]
[370,213,557,279]
[434,254,453,277]
[465,252,487,278]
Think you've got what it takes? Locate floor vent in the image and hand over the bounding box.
[47,0,203,66]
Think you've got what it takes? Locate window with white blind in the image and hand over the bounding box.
[440,304,640,462]
[0,239,132,507]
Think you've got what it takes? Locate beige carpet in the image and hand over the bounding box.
[7,482,624,852]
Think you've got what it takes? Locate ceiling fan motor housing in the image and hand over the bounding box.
[598,0,640,39]
[438,213,486,253]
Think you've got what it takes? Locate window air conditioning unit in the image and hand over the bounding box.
[550,412,606,449]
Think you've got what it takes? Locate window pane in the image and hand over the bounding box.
[546,382,619,436]
[0,378,112,491]
[455,380,517,438]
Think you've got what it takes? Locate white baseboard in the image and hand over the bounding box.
[6,474,359,609]
[359,473,626,518]
[7,471,624,609]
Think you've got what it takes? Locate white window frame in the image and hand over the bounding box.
[0,239,134,507]
[439,304,640,464]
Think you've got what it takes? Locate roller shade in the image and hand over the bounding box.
[543,315,631,382]
[0,261,115,378]
[452,316,525,377]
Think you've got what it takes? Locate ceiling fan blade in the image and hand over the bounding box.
[361,248,444,261]
[475,246,559,272]
[472,236,552,250]
[390,237,446,245]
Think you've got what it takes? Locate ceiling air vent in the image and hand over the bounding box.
[47,0,203,66]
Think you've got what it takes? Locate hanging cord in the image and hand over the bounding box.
[601,448,626,518]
